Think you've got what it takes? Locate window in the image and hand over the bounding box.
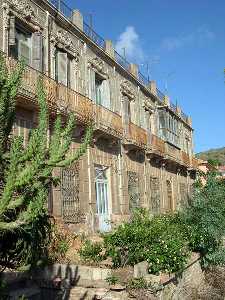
[9,17,43,71]
[179,183,188,208]
[55,49,73,87]
[128,171,140,210]
[13,118,32,147]
[158,110,167,140]
[95,165,111,232]
[166,180,173,211]
[184,136,190,155]
[150,177,160,214]
[158,111,180,147]
[95,74,111,109]
[10,24,32,65]
[95,75,103,105]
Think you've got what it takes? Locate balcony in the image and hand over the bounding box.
[150,134,166,156]
[181,151,191,167]
[95,105,123,138]
[123,123,147,150]
[7,56,94,123]
[165,142,181,164]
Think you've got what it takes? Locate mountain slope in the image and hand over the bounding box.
[196,147,225,165]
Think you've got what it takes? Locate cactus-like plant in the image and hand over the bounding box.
[0,54,92,269]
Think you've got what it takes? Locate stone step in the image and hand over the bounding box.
[7,285,41,300]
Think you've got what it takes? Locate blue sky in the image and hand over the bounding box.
[67,0,225,153]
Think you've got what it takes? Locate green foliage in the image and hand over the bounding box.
[127,277,149,290]
[47,223,71,263]
[79,240,105,263]
[103,211,190,274]
[181,173,225,266]
[0,54,92,270]
[105,274,119,285]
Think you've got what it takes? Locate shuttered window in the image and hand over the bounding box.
[150,177,161,214]
[13,118,32,147]
[128,171,140,210]
[55,49,73,88]
[32,32,43,71]
[179,183,188,208]
[9,22,43,71]
[10,24,32,65]
[95,75,111,110]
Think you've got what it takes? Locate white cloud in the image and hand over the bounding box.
[161,26,215,51]
[115,26,145,63]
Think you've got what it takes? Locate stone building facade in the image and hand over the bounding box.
[0,0,198,232]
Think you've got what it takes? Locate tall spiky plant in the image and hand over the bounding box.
[0,54,92,270]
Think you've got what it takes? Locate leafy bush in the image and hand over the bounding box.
[103,210,190,274]
[79,240,105,263]
[105,274,119,285]
[182,173,225,265]
[127,277,149,290]
[78,174,225,273]
[47,223,71,263]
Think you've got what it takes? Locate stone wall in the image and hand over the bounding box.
[1,253,204,300]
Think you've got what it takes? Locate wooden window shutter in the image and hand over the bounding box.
[101,79,111,109]
[122,97,130,125]
[57,51,67,86]
[19,40,30,65]
[69,59,76,90]
[88,68,96,101]
[9,15,16,46]
[32,32,43,71]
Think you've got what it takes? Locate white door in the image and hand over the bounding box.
[95,165,111,232]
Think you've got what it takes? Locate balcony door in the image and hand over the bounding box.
[95,165,111,232]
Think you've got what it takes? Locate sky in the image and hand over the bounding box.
[67,0,225,153]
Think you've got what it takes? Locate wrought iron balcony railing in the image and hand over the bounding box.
[156,88,165,103]
[138,71,149,86]
[83,22,105,50]
[114,51,130,72]
[48,0,73,19]
[181,110,188,122]
[170,101,177,113]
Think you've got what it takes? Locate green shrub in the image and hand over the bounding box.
[103,210,190,274]
[182,173,225,265]
[79,240,104,263]
[105,274,119,285]
[127,277,149,290]
[47,223,70,263]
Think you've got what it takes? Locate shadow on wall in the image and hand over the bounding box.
[38,264,87,300]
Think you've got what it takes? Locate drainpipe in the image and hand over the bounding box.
[118,141,123,214]
[87,146,94,232]
[161,161,165,212]
[144,153,147,208]
[45,11,50,76]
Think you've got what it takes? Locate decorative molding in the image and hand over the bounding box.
[2,2,10,30]
[143,99,155,113]
[10,0,36,20]
[50,30,80,61]
[120,80,135,101]
[88,56,108,78]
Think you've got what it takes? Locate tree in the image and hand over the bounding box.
[0,54,92,270]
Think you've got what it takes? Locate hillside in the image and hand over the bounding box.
[196,147,225,165]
